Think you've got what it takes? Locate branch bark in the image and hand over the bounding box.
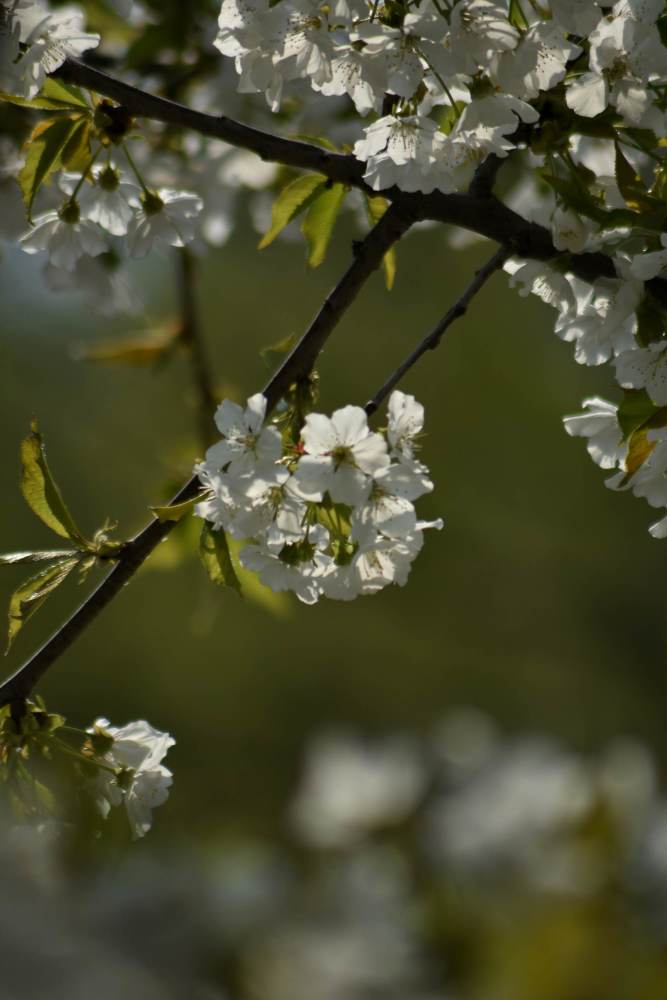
[55,57,667,300]
[365,247,509,416]
[177,248,218,452]
[0,204,413,707]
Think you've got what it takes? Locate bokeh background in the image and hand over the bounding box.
[2,206,667,997]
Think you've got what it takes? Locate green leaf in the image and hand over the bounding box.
[41,78,90,109]
[0,551,75,566]
[258,173,327,249]
[617,389,660,440]
[60,117,92,172]
[364,195,397,290]
[19,115,85,222]
[6,557,80,652]
[508,0,528,29]
[20,423,88,548]
[301,183,346,268]
[291,134,338,152]
[199,522,242,595]
[0,79,89,112]
[151,493,210,523]
[541,173,606,225]
[260,332,299,370]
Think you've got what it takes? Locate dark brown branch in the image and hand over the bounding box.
[262,203,415,408]
[177,248,218,452]
[0,204,413,708]
[365,247,509,416]
[55,57,667,302]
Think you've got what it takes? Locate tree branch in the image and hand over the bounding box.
[177,248,218,452]
[55,57,667,301]
[0,203,413,708]
[365,247,509,416]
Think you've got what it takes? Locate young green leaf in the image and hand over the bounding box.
[20,423,88,548]
[364,195,397,290]
[617,389,663,440]
[19,115,86,222]
[199,522,242,595]
[301,182,346,268]
[291,134,338,152]
[260,332,299,370]
[508,0,528,29]
[150,493,210,523]
[0,551,75,566]
[258,173,327,249]
[60,117,93,172]
[6,557,80,652]
[41,78,90,109]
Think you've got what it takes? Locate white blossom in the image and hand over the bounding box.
[291,405,389,505]
[19,204,107,271]
[615,343,667,405]
[562,397,626,470]
[12,3,99,99]
[90,718,175,840]
[126,188,203,257]
[60,165,139,237]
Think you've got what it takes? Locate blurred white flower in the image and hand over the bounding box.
[290,732,425,846]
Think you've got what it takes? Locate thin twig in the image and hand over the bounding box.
[177,248,217,452]
[365,247,509,416]
[0,204,414,707]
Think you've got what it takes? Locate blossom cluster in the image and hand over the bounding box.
[215,0,666,193]
[2,0,667,543]
[0,700,174,841]
[19,164,203,270]
[194,390,442,603]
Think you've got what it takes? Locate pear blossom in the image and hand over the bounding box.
[565,4,667,130]
[60,165,139,237]
[290,732,426,846]
[195,392,440,601]
[239,524,333,604]
[630,234,667,282]
[353,115,449,194]
[203,393,283,482]
[444,0,520,77]
[11,3,99,99]
[492,20,581,100]
[452,95,539,161]
[291,405,389,505]
[562,398,626,470]
[314,44,385,115]
[387,390,424,460]
[555,278,641,366]
[90,718,175,840]
[19,204,107,271]
[126,188,203,257]
[615,343,667,405]
[43,252,142,316]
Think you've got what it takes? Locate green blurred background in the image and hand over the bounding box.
[1,218,665,843]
